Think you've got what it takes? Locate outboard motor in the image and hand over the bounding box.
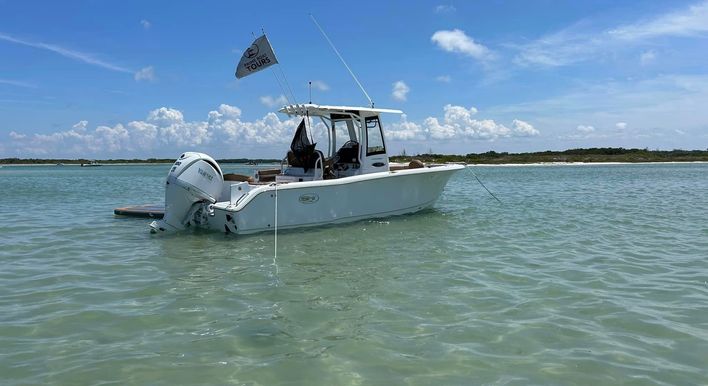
[150,152,223,233]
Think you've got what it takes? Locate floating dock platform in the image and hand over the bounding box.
[114,204,165,218]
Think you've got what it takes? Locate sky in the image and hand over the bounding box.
[1,0,708,159]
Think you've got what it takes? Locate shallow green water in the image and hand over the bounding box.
[1,163,707,385]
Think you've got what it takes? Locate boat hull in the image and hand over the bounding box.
[210,165,464,235]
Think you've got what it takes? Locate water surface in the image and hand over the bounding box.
[1,163,707,385]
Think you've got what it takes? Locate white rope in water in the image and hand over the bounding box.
[466,165,503,204]
[273,182,279,275]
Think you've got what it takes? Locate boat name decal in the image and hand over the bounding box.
[198,167,214,181]
[298,193,319,204]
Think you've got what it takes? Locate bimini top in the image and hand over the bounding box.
[279,103,403,117]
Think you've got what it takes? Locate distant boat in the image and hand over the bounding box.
[56,163,64,166]
[80,161,102,167]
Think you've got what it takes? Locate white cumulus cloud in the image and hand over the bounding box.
[387,114,425,140]
[616,122,627,129]
[4,103,538,158]
[387,104,538,141]
[577,125,595,133]
[436,75,452,83]
[3,104,275,157]
[431,29,493,61]
[140,19,151,29]
[512,119,540,136]
[217,104,242,118]
[392,81,410,101]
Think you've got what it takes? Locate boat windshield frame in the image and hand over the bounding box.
[279,104,401,170]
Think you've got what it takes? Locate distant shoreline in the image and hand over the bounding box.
[465,161,708,167]
[391,148,708,164]
[2,147,708,166]
[3,161,708,168]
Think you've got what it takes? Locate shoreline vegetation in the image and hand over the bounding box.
[2,148,708,165]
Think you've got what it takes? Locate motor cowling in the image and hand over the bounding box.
[150,152,223,233]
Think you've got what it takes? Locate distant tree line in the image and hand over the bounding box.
[389,148,708,164]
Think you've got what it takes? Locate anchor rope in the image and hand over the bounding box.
[273,182,279,276]
[466,165,503,204]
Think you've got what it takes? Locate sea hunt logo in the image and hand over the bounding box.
[298,193,319,204]
[198,167,214,181]
[244,44,259,59]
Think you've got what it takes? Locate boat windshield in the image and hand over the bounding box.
[331,114,360,154]
[365,116,385,155]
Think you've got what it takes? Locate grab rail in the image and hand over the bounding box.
[281,151,325,180]
[314,152,324,180]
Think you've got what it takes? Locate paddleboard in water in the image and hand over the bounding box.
[114,204,164,219]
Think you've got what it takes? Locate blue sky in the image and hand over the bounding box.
[1,0,708,158]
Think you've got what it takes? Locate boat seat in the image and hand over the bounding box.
[287,147,324,172]
[223,173,254,183]
[408,159,425,169]
[389,159,425,171]
[256,168,280,182]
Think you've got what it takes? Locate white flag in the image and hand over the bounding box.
[235,35,279,79]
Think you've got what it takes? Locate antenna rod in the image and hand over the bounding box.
[310,14,374,108]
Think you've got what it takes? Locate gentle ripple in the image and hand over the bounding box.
[0,163,707,385]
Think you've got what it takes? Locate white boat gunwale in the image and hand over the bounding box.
[223,163,465,212]
[219,197,441,235]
